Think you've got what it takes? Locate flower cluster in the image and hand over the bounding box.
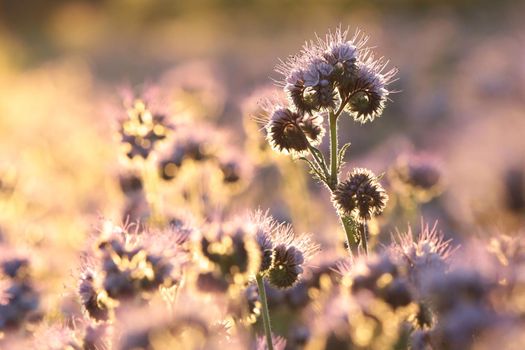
[279,27,395,119]
[252,211,319,289]
[118,99,174,160]
[78,222,188,321]
[195,212,318,293]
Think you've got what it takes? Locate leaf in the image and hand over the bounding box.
[299,157,326,184]
[337,142,351,173]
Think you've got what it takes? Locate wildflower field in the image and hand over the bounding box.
[1,1,525,349]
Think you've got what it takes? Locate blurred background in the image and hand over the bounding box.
[1,0,525,320]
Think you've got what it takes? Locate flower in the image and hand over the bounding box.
[388,153,444,202]
[250,211,319,288]
[267,244,305,289]
[390,222,455,289]
[333,168,388,221]
[197,219,261,288]
[0,255,41,331]
[78,221,188,319]
[264,107,313,155]
[276,27,368,114]
[275,27,396,123]
[118,99,174,160]
[344,50,397,123]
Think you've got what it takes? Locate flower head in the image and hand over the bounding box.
[333,168,388,221]
[264,107,324,155]
[267,244,305,289]
[391,222,455,287]
[344,51,397,123]
[197,219,261,288]
[0,254,41,331]
[250,211,319,288]
[276,27,368,115]
[78,221,188,320]
[119,99,174,160]
[275,27,396,123]
[388,153,444,202]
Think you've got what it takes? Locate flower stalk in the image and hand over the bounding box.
[256,273,274,350]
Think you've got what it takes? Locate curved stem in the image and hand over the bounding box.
[256,274,274,350]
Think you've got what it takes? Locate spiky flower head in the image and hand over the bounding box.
[275,27,396,123]
[78,221,188,320]
[264,107,325,155]
[344,51,397,123]
[250,211,319,289]
[391,222,454,286]
[78,270,112,321]
[267,244,305,289]
[333,168,388,221]
[276,28,366,114]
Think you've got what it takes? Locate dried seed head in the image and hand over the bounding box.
[333,168,388,221]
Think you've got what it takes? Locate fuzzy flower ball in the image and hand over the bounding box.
[333,168,388,221]
[265,107,324,155]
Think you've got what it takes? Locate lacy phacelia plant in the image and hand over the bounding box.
[260,27,397,255]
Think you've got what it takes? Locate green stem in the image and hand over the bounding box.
[256,274,274,350]
[328,97,362,255]
[329,111,338,190]
[360,221,368,255]
[340,215,359,255]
